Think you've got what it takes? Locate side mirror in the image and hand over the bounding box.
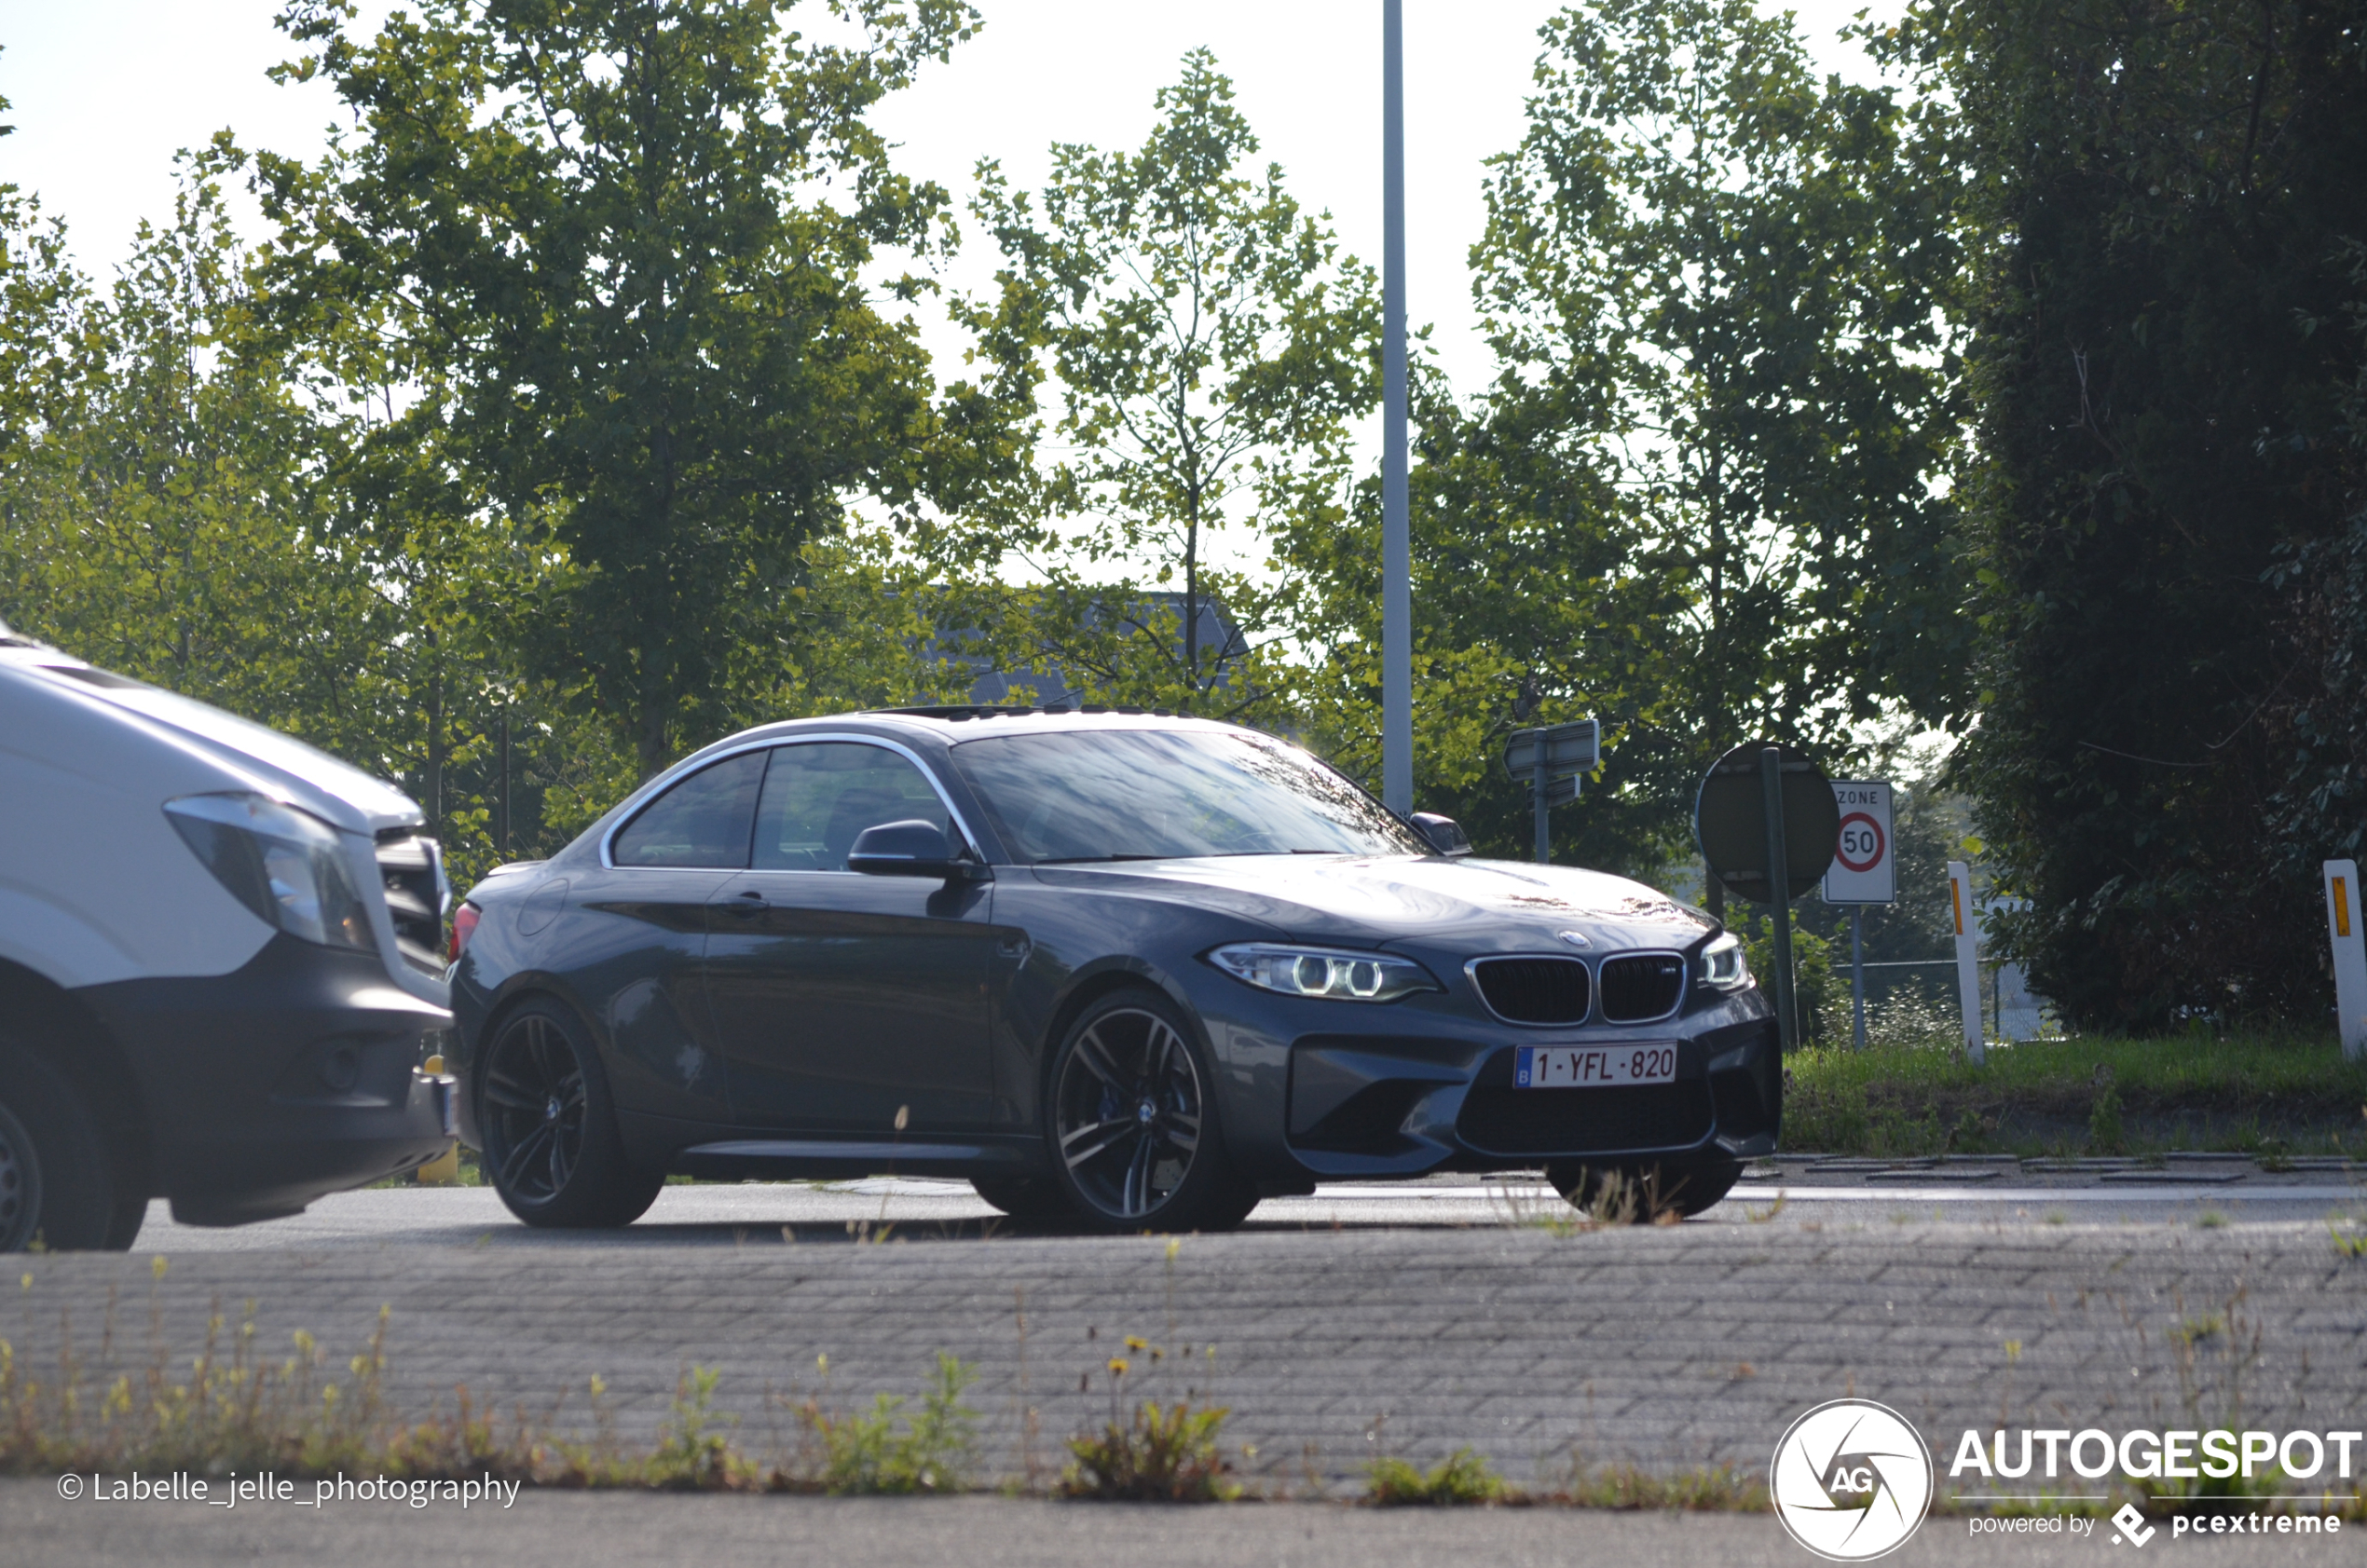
[1410,812,1473,858]
[848,820,983,879]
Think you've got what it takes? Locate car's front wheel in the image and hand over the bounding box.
[1543,1157,1743,1221]
[1042,989,1251,1234]
[478,1000,664,1229]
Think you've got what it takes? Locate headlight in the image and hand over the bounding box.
[1698,932,1750,990]
[164,793,377,951]
[1205,943,1439,1002]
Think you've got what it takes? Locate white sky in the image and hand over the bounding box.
[0,0,1896,402]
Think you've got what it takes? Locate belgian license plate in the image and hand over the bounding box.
[1515,1043,1678,1089]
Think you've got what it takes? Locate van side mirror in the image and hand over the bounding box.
[848,820,985,880]
[1410,812,1473,858]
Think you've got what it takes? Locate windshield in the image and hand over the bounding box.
[950,729,1425,864]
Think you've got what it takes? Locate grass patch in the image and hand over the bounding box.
[1364,1448,1505,1506]
[1785,1032,2367,1157]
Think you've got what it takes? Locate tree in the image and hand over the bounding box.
[1889,0,2367,1029]
[939,49,1377,717]
[1418,0,1967,865]
[258,0,978,777]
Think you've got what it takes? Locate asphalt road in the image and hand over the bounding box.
[116,1157,2367,1251]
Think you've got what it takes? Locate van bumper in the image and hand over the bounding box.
[75,935,456,1225]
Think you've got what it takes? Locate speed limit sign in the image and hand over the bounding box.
[1822,782,1895,904]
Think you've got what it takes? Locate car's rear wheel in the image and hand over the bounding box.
[479,1000,664,1229]
[1543,1157,1743,1221]
[0,1033,135,1252]
[1044,990,1246,1233]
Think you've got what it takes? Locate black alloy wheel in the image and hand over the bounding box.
[1543,1157,1744,1221]
[478,1001,664,1229]
[1046,991,1252,1233]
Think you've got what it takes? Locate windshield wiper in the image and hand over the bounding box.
[1033,853,1166,864]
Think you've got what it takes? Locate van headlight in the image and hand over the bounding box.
[1205,944,1439,1002]
[1698,932,1750,990]
[165,793,377,952]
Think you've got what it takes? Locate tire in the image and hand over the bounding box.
[1542,1157,1743,1222]
[0,1033,133,1252]
[1042,989,1246,1234]
[477,999,664,1229]
[969,1177,1071,1220]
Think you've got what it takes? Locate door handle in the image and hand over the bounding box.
[724,891,770,916]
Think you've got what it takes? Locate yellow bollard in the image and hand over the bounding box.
[417,1053,461,1183]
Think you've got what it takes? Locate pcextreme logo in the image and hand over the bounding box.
[1771,1399,1936,1561]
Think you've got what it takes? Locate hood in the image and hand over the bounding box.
[1031,853,1714,954]
[1,647,424,837]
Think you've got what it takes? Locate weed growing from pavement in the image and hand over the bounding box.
[787,1353,980,1494]
[1364,1448,1505,1505]
[1784,1033,2367,1158]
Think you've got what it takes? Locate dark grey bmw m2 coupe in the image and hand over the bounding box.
[445,708,1780,1232]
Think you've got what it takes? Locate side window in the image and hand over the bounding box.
[752,743,954,871]
[610,751,766,868]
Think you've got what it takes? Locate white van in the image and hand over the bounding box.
[0,619,455,1250]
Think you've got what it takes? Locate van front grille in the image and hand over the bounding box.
[375,831,445,975]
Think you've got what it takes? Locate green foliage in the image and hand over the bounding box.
[1312,0,1965,869]
[1364,1448,1505,1507]
[1886,0,2367,1029]
[1735,915,1840,1046]
[938,49,1375,723]
[800,1353,980,1495]
[1062,1400,1239,1502]
[646,1366,746,1490]
[258,0,980,779]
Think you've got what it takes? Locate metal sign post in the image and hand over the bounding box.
[1503,720,1598,866]
[1694,741,1839,1053]
[1947,860,1986,1067]
[1821,782,1896,1051]
[2324,860,2367,1061]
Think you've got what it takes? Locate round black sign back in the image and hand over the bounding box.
[1694,741,1840,904]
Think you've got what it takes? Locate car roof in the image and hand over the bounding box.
[713,705,1257,752]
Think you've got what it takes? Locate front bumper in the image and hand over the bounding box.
[1278,1010,1782,1179]
[75,934,456,1225]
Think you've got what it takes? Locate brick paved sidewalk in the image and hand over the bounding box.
[7,1223,2359,1488]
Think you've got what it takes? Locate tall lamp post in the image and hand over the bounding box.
[1380,0,1412,814]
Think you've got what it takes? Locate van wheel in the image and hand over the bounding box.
[0,1032,133,1252]
[478,999,664,1228]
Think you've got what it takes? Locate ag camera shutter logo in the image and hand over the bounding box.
[1771,1399,1935,1561]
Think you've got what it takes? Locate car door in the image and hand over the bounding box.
[702,740,997,1135]
[568,747,768,1125]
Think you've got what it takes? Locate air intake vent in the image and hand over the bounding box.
[376,833,445,975]
[1470,957,1591,1025]
[1599,953,1686,1023]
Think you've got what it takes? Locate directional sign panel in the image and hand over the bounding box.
[1822,782,1896,905]
[1505,720,1599,783]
